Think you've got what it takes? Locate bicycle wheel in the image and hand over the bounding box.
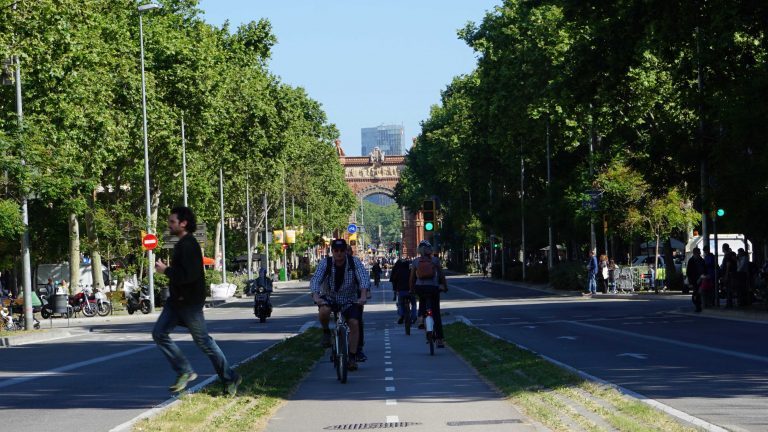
[403,300,411,336]
[425,315,435,355]
[333,331,341,380]
[337,329,348,384]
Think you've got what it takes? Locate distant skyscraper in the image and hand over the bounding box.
[361,124,404,156]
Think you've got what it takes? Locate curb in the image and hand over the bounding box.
[0,328,75,347]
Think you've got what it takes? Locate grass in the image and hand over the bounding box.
[133,328,325,432]
[444,323,700,432]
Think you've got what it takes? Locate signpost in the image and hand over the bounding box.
[347,223,357,234]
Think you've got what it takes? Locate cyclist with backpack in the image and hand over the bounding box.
[409,240,448,348]
[310,239,370,371]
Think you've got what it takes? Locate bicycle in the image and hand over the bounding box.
[326,300,353,383]
[401,292,413,336]
[421,294,437,355]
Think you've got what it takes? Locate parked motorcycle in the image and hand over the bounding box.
[126,285,151,315]
[69,290,97,317]
[94,289,112,317]
[253,283,273,323]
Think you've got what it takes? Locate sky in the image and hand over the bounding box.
[197,0,501,156]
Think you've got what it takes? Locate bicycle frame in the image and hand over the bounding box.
[329,302,351,383]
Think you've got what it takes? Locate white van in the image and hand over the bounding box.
[36,262,128,291]
[684,234,753,265]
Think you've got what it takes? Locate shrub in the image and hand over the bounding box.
[549,262,587,291]
[527,263,549,283]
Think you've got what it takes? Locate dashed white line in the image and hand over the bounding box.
[386,416,399,423]
[386,399,397,406]
[385,386,395,391]
[385,368,393,372]
[385,361,392,365]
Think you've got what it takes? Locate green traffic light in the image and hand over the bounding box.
[716,209,725,217]
[424,221,434,231]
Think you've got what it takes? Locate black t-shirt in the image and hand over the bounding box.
[165,234,206,306]
[333,263,345,292]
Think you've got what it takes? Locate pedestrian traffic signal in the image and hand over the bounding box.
[425,221,435,232]
[716,208,725,217]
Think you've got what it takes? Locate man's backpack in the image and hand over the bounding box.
[416,256,435,280]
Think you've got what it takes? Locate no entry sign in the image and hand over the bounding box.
[142,233,159,250]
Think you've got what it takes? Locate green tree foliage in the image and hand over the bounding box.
[0,0,354,276]
[399,0,768,271]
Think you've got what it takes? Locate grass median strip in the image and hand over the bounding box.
[445,323,699,432]
[133,328,324,432]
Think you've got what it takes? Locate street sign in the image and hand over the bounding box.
[347,223,357,234]
[282,243,288,250]
[142,234,158,250]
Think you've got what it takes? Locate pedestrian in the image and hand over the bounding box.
[482,260,488,279]
[607,259,617,293]
[584,250,598,296]
[721,243,738,307]
[153,206,241,395]
[735,248,750,307]
[687,247,705,312]
[702,245,716,307]
[598,254,609,294]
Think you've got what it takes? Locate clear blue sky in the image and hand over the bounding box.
[197,0,500,156]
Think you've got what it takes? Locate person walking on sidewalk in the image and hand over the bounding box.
[687,247,705,312]
[584,250,598,296]
[310,239,369,371]
[153,206,242,395]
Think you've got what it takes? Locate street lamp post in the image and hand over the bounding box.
[138,2,161,312]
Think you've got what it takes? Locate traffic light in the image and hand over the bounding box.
[716,208,725,217]
[423,200,435,232]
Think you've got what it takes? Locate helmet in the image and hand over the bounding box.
[418,240,433,255]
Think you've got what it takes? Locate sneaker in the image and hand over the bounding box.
[321,332,332,348]
[225,373,243,397]
[356,351,368,362]
[397,317,404,324]
[169,371,198,393]
[347,357,358,371]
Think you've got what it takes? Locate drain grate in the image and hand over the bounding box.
[324,422,421,430]
[447,419,523,426]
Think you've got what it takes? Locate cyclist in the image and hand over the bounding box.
[390,256,416,324]
[310,238,369,370]
[371,260,382,288]
[409,240,448,348]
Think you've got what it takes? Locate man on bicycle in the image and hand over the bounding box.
[310,239,369,370]
[409,240,448,347]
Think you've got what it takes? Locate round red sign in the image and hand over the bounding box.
[142,233,159,250]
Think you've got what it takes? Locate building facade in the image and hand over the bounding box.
[361,124,404,156]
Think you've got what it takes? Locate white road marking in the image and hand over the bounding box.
[384,355,391,359]
[617,353,648,360]
[385,368,393,372]
[386,399,397,406]
[524,326,537,329]
[385,386,395,391]
[557,336,577,340]
[385,377,394,381]
[0,344,154,389]
[570,320,768,364]
[386,416,399,423]
[385,361,392,365]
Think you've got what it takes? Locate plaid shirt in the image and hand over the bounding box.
[310,255,370,305]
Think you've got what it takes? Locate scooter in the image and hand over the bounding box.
[126,285,151,315]
[253,283,273,323]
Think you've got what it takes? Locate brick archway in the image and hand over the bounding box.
[335,142,423,257]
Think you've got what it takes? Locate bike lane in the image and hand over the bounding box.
[264,304,548,432]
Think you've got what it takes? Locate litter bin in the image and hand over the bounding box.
[279,268,287,281]
[52,294,69,315]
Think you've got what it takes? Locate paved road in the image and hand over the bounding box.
[447,276,768,432]
[0,285,315,432]
[266,281,545,432]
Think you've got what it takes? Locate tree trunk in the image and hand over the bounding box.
[150,187,162,233]
[68,213,80,295]
[214,220,222,271]
[85,193,105,291]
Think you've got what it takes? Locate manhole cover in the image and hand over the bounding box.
[324,422,421,430]
[447,419,523,426]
